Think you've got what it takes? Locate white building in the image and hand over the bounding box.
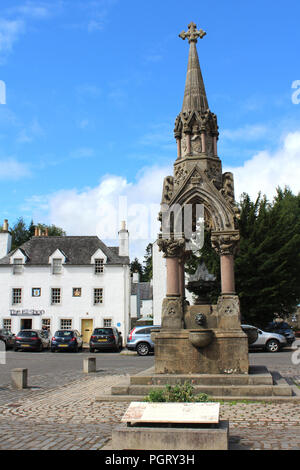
[130,272,153,321]
[0,220,131,343]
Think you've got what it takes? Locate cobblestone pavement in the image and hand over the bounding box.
[0,370,300,450]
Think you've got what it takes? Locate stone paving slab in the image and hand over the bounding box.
[0,372,299,450]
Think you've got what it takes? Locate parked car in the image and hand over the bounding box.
[241,324,287,352]
[265,321,296,345]
[51,330,83,352]
[0,329,15,350]
[14,329,50,352]
[126,325,161,356]
[89,327,122,352]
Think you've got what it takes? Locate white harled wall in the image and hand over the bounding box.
[0,263,130,339]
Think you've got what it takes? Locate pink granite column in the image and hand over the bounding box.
[166,257,180,297]
[220,254,235,294]
[213,136,218,156]
[178,258,185,298]
[186,133,191,155]
[176,138,182,159]
[201,132,206,153]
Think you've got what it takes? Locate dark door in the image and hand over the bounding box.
[21,319,32,330]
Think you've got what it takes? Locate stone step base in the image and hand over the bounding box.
[96,394,300,403]
[111,382,292,398]
[130,365,273,386]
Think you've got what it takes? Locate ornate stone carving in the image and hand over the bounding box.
[217,294,242,329]
[195,313,206,326]
[161,296,184,329]
[174,164,188,186]
[161,176,174,204]
[179,22,206,43]
[211,230,240,256]
[157,237,185,258]
[190,134,202,154]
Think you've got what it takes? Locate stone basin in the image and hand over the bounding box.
[189,329,214,349]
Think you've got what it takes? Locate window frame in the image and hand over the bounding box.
[93,287,103,305]
[51,287,61,305]
[12,288,22,305]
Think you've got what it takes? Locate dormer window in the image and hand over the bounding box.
[95,258,104,274]
[13,258,23,275]
[52,258,62,274]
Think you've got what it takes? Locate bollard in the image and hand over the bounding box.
[83,356,96,373]
[11,368,28,389]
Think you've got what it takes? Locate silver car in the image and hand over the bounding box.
[241,324,287,353]
[126,325,161,356]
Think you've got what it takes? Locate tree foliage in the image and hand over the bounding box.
[2,217,66,251]
[130,243,153,282]
[186,188,300,327]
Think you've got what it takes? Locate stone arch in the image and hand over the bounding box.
[173,186,235,233]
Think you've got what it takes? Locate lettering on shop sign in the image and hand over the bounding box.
[10,309,45,316]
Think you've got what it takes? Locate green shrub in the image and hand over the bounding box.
[144,381,210,403]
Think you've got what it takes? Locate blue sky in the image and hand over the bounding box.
[0,0,299,259]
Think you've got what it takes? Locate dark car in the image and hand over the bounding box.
[51,330,83,352]
[265,322,296,345]
[14,329,50,352]
[0,329,15,350]
[89,327,122,352]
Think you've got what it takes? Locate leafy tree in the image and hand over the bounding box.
[1,217,66,251]
[130,258,144,279]
[130,244,153,282]
[185,188,300,327]
[143,243,153,282]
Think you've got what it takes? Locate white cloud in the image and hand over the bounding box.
[225,131,300,201]
[7,2,53,19]
[0,19,25,58]
[23,131,300,259]
[0,158,31,180]
[25,165,171,259]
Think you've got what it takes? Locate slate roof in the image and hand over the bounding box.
[0,236,129,266]
[131,281,153,300]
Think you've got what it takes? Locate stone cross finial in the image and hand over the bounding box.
[179,22,206,43]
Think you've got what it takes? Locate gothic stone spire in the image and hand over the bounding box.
[173,23,221,190]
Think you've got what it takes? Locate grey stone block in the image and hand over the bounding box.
[11,368,27,389]
[83,357,96,373]
[112,420,229,450]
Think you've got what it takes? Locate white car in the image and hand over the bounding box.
[241,324,287,353]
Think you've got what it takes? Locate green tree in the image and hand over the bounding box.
[130,244,153,282]
[142,243,153,282]
[130,257,144,279]
[236,188,300,326]
[1,218,66,251]
[185,188,300,327]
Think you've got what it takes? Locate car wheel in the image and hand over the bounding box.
[136,342,150,356]
[14,348,19,352]
[51,348,56,352]
[266,339,280,353]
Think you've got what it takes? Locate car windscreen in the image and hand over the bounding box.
[93,328,113,335]
[17,331,39,337]
[54,331,74,337]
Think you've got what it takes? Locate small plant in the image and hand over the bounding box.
[144,381,210,403]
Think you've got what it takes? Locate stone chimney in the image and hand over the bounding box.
[0,219,12,258]
[118,220,129,257]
